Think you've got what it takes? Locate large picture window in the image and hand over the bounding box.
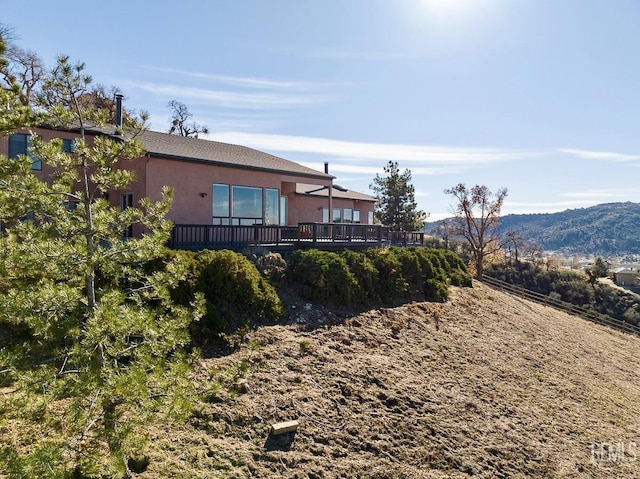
[212,184,281,226]
[9,134,41,170]
[232,185,262,225]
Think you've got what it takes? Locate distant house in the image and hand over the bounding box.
[1,125,375,238]
[612,267,639,287]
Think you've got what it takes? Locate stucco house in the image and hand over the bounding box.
[1,124,376,239]
[612,267,640,287]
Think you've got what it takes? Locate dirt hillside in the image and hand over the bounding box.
[145,281,640,478]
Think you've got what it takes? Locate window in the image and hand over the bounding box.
[280,196,287,226]
[232,185,262,225]
[332,208,342,223]
[212,184,230,225]
[9,134,41,170]
[213,185,280,225]
[343,208,352,223]
[62,138,75,153]
[121,193,134,238]
[63,200,79,212]
[264,188,280,226]
[368,211,374,224]
[322,207,329,223]
[353,210,361,223]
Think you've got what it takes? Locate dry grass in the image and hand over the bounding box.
[137,281,640,478]
[5,281,640,478]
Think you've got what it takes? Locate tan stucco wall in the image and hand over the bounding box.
[1,129,80,184]
[144,157,333,226]
[289,194,375,225]
[145,158,285,224]
[615,272,639,286]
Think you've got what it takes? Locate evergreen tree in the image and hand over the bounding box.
[0,53,203,478]
[592,257,610,278]
[370,160,426,232]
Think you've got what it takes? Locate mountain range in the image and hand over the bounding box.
[427,202,640,257]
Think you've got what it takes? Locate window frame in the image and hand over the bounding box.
[9,133,41,171]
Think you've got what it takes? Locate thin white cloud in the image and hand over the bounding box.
[559,148,640,162]
[502,200,599,215]
[302,163,464,176]
[560,188,640,199]
[506,200,596,209]
[143,67,340,91]
[119,80,324,109]
[208,131,533,165]
[414,189,432,198]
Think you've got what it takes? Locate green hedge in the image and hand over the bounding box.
[158,247,471,341]
[286,249,359,304]
[287,247,471,305]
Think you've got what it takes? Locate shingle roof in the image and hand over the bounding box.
[296,183,375,202]
[64,124,332,180]
[137,130,332,180]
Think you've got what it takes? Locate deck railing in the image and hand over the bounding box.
[168,223,424,250]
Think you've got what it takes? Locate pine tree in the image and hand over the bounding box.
[0,53,203,478]
[0,35,34,132]
[370,160,426,232]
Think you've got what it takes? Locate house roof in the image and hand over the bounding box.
[613,267,637,274]
[296,183,375,202]
[55,124,333,181]
[137,130,333,180]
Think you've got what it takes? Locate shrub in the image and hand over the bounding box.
[340,250,379,302]
[286,249,358,304]
[391,247,424,298]
[161,249,283,342]
[364,248,408,302]
[195,250,283,337]
[425,278,450,302]
[432,249,472,287]
[243,247,287,281]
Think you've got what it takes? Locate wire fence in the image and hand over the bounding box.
[480,274,640,338]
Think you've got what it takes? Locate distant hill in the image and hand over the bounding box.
[427,202,640,257]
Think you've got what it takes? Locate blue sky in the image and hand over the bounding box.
[3,0,640,220]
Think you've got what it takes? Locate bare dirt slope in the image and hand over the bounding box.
[146,282,640,478]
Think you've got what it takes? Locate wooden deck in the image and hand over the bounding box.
[168,223,425,251]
